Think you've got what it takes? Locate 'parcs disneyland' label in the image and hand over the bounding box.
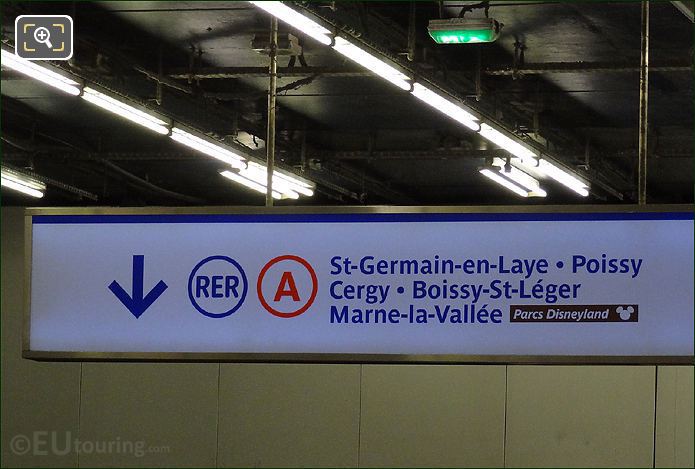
[510,305,638,322]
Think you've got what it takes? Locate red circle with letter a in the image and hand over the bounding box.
[257,255,318,318]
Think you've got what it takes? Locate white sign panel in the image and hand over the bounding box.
[25,208,694,363]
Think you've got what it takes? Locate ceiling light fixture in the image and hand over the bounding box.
[242,161,314,197]
[81,87,169,135]
[236,162,301,199]
[411,83,479,131]
[3,45,315,200]
[491,158,546,197]
[479,168,530,198]
[1,49,80,96]
[249,1,333,45]
[481,125,590,196]
[170,127,247,169]
[535,160,590,197]
[479,123,537,161]
[220,170,285,199]
[332,37,412,91]
[1,167,46,198]
[250,3,412,91]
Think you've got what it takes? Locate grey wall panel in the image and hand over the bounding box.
[655,366,694,468]
[78,363,219,467]
[505,365,656,468]
[1,207,81,468]
[217,364,360,468]
[359,365,505,468]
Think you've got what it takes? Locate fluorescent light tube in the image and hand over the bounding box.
[239,163,301,199]
[479,123,537,160]
[170,127,247,169]
[220,170,284,199]
[174,130,310,199]
[537,159,590,197]
[249,3,410,90]
[332,37,411,91]
[492,158,546,197]
[511,157,589,196]
[0,176,44,198]
[243,162,314,197]
[479,168,529,198]
[274,171,314,196]
[250,1,332,45]
[1,168,45,198]
[1,49,80,95]
[411,83,479,131]
[82,87,169,134]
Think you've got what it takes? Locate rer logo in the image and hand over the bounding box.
[15,15,73,60]
[188,255,248,318]
[257,255,318,318]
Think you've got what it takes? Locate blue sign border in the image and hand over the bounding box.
[32,211,693,225]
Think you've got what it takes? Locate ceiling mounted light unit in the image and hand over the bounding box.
[3,44,316,200]
[220,170,284,200]
[1,166,46,198]
[479,124,537,161]
[170,127,247,169]
[1,49,80,95]
[428,18,502,44]
[535,160,590,197]
[238,161,314,199]
[491,158,546,197]
[332,37,412,91]
[411,83,479,131]
[479,168,529,198]
[81,87,169,135]
[249,1,332,45]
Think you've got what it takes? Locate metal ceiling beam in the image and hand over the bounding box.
[163,61,692,81]
[321,149,508,160]
[6,148,690,163]
[168,67,370,80]
[484,61,692,76]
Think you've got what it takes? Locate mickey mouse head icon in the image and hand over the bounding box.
[616,306,634,321]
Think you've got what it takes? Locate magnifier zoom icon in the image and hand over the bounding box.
[33,27,53,48]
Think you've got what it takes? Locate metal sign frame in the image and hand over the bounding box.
[22,204,695,365]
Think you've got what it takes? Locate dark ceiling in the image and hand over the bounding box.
[1,1,693,207]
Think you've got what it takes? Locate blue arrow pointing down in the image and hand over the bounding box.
[108,255,168,318]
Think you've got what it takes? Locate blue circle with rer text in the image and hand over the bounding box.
[188,255,248,318]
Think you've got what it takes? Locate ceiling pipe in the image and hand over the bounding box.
[161,61,692,81]
[406,2,417,62]
[638,1,649,205]
[5,148,690,162]
[266,16,279,207]
[485,61,691,76]
[167,67,370,79]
